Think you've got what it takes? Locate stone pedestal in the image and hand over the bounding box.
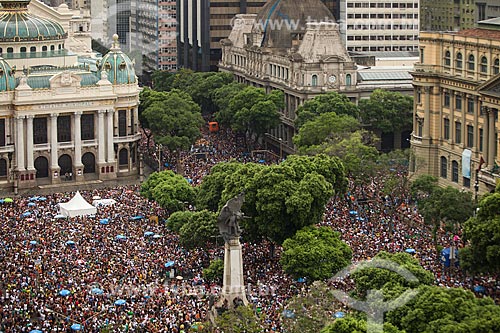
[220,237,248,307]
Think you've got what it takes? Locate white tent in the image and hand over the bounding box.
[58,191,97,217]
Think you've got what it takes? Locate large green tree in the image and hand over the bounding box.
[410,174,438,200]
[294,91,360,128]
[151,70,176,91]
[141,88,204,151]
[178,210,219,249]
[359,89,413,133]
[213,82,246,126]
[140,170,195,212]
[460,185,500,274]
[281,226,352,281]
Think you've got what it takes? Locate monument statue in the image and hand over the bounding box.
[217,192,245,242]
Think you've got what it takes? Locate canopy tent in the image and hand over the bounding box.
[58,191,97,218]
[92,198,117,207]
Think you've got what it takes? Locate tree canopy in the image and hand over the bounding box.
[294,91,360,128]
[460,185,500,274]
[178,210,219,249]
[359,89,413,133]
[141,88,204,151]
[281,226,352,281]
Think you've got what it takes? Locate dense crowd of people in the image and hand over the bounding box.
[0,128,497,332]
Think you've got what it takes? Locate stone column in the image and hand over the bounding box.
[74,111,82,166]
[473,96,479,151]
[26,115,34,171]
[97,110,106,164]
[423,86,431,139]
[106,109,115,163]
[133,107,139,134]
[488,108,496,167]
[461,93,466,145]
[126,108,131,135]
[15,116,25,171]
[221,237,248,307]
[50,113,58,168]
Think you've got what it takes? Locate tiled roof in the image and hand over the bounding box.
[358,71,412,81]
[456,28,500,41]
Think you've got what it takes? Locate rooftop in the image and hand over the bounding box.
[456,28,500,41]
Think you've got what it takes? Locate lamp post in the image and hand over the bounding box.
[474,168,479,205]
[279,138,283,161]
[157,144,162,172]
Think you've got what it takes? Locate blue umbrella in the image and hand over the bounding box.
[186,178,193,184]
[114,299,126,306]
[405,248,416,254]
[356,216,365,221]
[22,211,32,217]
[30,240,37,245]
[99,218,110,225]
[59,289,71,296]
[29,330,43,333]
[164,162,170,167]
[165,261,175,268]
[116,235,127,240]
[28,202,36,207]
[144,231,155,237]
[258,159,265,163]
[334,311,345,318]
[29,196,39,202]
[38,197,47,201]
[0,199,4,204]
[296,277,306,283]
[91,287,104,295]
[349,210,358,215]
[474,285,486,293]
[70,324,82,331]
[130,215,143,221]
[282,309,295,319]
[66,241,76,246]
[153,234,162,239]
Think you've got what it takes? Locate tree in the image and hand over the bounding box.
[280,226,352,281]
[410,174,438,200]
[460,186,500,274]
[419,186,474,247]
[294,91,360,128]
[210,305,264,333]
[178,210,219,249]
[166,210,192,232]
[213,82,246,126]
[359,89,413,133]
[321,317,405,333]
[151,70,176,91]
[141,88,204,151]
[202,259,224,282]
[140,170,195,212]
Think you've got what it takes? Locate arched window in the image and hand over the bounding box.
[50,45,55,51]
[468,54,475,71]
[20,47,26,53]
[42,46,47,52]
[30,46,36,53]
[440,156,447,178]
[7,47,13,53]
[452,160,459,182]
[0,47,2,54]
[346,74,352,86]
[311,74,318,87]
[480,56,488,73]
[119,148,128,166]
[494,58,500,75]
[444,50,451,67]
[456,52,463,69]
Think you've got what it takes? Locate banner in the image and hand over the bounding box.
[462,149,472,179]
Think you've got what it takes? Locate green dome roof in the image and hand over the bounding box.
[0,57,16,91]
[0,0,66,42]
[99,35,136,85]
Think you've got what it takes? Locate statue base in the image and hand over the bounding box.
[219,237,248,308]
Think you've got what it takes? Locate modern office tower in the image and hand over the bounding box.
[410,22,500,195]
[107,0,131,51]
[420,0,475,31]
[476,1,500,22]
[343,0,420,52]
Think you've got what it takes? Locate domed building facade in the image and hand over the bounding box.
[0,0,141,192]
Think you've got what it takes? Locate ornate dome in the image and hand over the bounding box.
[254,0,334,49]
[98,34,136,85]
[0,0,66,42]
[0,56,16,91]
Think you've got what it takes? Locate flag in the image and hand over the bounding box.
[477,156,485,171]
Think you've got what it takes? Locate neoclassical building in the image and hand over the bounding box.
[0,0,140,192]
[219,0,414,153]
[410,24,500,195]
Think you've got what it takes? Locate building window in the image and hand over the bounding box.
[81,114,94,140]
[440,156,447,178]
[444,118,450,140]
[346,74,351,86]
[467,98,474,113]
[311,75,318,87]
[0,159,6,178]
[480,56,488,73]
[118,110,127,137]
[444,92,450,107]
[42,46,47,52]
[57,115,71,142]
[455,94,462,110]
[30,46,36,53]
[0,119,4,146]
[444,51,451,67]
[417,88,421,104]
[420,48,424,63]
[455,121,461,144]
[479,128,483,151]
[463,177,470,188]
[452,160,459,182]
[417,121,423,137]
[456,52,463,69]
[468,54,475,71]
[20,47,26,53]
[494,58,500,74]
[7,47,12,53]
[119,148,128,166]
[33,117,47,144]
[467,125,473,148]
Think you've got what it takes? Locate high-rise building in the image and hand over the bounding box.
[476,1,500,22]
[420,0,475,31]
[410,23,500,195]
[107,0,131,51]
[342,0,420,52]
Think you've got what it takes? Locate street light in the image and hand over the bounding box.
[157,144,162,171]
[474,168,480,205]
[279,138,283,161]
